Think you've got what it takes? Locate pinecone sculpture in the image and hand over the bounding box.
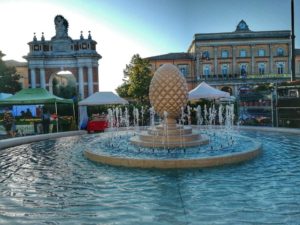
[149,64,188,119]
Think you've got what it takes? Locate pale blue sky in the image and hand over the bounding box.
[0,0,299,91]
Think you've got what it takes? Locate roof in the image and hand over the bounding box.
[193,30,291,42]
[0,88,73,105]
[4,60,27,67]
[189,82,230,100]
[78,92,128,106]
[295,49,300,56]
[145,53,194,61]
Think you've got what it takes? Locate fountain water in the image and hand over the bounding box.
[84,64,262,169]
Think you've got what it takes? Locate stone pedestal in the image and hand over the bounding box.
[130,125,209,148]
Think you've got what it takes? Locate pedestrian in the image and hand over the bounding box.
[2,108,15,137]
[42,109,51,133]
[25,108,33,118]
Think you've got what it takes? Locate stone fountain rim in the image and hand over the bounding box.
[1,126,299,169]
[83,129,263,169]
[84,140,262,169]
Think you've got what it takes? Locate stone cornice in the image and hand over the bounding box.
[194,39,291,48]
[194,30,290,41]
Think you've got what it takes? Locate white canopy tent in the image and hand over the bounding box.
[78,92,128,129]
[188,82,230,100]
[78,92,128,106]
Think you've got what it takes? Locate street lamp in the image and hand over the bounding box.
[291,0,296,81]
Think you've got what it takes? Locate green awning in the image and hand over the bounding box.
[0,88,73,105]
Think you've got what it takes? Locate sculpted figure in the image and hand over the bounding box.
[54,15,69,38]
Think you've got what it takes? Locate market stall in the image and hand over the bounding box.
[78,92,128,132]
[0,88,74,133]
[189,81,230,100]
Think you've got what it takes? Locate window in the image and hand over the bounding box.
[258,63,265,75]
[240,64,247,77]
[202,51,210,59]
[34,45,39,51]
[203,64,211,76]
[239,50,247,57]
[277,62,284,74]
[221,64,228,76]
[277,48,284,56]
[258,49,265,57]
[178,64,188,77]
[221,50,229,58]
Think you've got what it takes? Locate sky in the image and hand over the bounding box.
[0,0,299,92]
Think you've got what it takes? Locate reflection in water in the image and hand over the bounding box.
[0,132,300,224]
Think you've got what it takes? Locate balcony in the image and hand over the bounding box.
[186,74,290,85]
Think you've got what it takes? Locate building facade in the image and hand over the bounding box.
[24,15,101,99]
[147,20,300,96]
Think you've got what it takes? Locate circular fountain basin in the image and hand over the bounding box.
[84,130,262,169]
[0,127,299,224]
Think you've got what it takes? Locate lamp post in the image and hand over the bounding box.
[291,0,296,81]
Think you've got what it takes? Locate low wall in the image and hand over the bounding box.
[0,130,87,150]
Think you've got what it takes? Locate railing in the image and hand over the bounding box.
[186,74,290,84]
[246,74,290,79]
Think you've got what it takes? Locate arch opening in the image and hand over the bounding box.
[49,70,77,99]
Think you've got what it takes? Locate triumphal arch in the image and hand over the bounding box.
[24,15,101,99]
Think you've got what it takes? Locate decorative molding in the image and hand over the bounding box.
[195,39,291,47]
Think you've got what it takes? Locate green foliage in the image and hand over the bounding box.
[0,51,22,93]
[52,77,59,96]
[58,85,76,99]
[115,83,130,98]
[52,77,77,99]
[116,54,152,105]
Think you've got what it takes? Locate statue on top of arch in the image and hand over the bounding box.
[53,15,69,39]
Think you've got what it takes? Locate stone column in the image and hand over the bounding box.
[251,45,255,74]
[214,47,218,75]
[269,44,273,74]
[232,46,236,75]
[30,68,36,88]
[40,68,46,88]
[88,66,93,96]
[78,67,84,99]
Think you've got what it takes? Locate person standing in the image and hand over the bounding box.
[2,108,15,137]
[25,108,33,118]
[42,109,51,134]
[36,106,42,118]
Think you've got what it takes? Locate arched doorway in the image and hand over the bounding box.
[49,70,77,99]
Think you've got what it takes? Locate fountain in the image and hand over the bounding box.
[2,69,300,225]
[130,64,209,148]
[84,64,262,169]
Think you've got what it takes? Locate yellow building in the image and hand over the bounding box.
[147,20,299,96]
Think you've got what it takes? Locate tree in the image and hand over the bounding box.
[52,77,60,96]
[52,76,77,99]
[0,51,22,93]
[116,54,152,105]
